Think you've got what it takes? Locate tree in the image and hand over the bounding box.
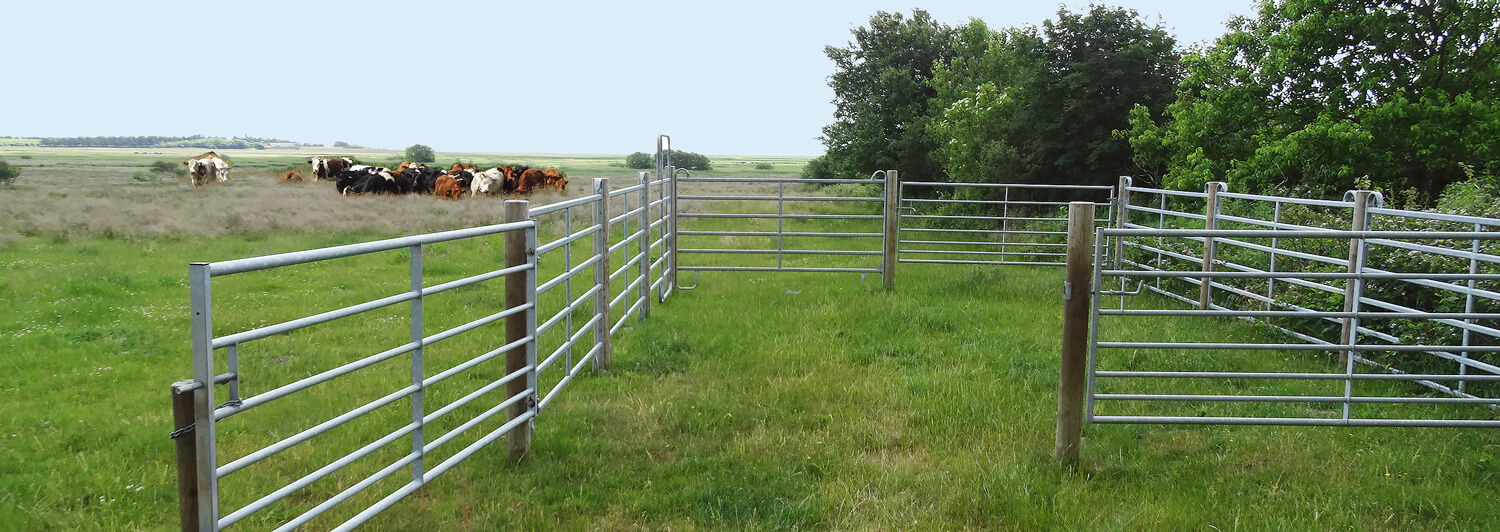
[821,9,958,181]
[1124,0,1500,201]
[669,150,712,171]
[334,141,352,148]
[625,152,653,169]
[405,144,436,163]
[0,159,18,186]
[927,6,1181,188]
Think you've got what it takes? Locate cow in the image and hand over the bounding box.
[403,165,444,194]
[449,162,477,173]
[472,167,505,196]
[433,175,462,200]
[308,157,354,181]
[449,169,476,193]
[541,167,568,192]
[281,171,303,182]
[182,152,230,188]
[499,166,519,194]
[335,166,398,195]
[515,167,546,194]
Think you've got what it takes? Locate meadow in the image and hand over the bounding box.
[1,148,1496,530]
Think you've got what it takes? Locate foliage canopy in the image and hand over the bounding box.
[404,144,436,163]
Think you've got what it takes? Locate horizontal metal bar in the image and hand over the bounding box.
[218,422,418,527]
[423,366,529,424]
[1097,342,1500,352]
[538,254,602,295]
[904,198,1102,206]
[1105,228,1500,240]
[1123,204,1209,220]
[212,292,416,349]
[1125,186,1208,198]
[540,342,603,410]
[902,249,1040,256]
[678,194,882,202]
[898,258,1062,266]
[902,181,1113,190]
[677,177,883,184]
[420,409,535,482]
[528,194,602,216]
[1100,309,1500,320]
[214,341,419,420]
[537,284,600,337]
[609,276,645,309]
[1090,416,1500,427]
[539,313,600,374]
[422,388,531,455]
[1368,207,1500,226]
[1216,190,1356,208]
[269,452,418,532]
[423,336,533,388]
[1094,393,1500,404]
[612,298,645,336]
[679,266,882,273]
[608,230,646,255]
[680,230,882,238]
[678,212,884,220]
[1095,371,1500,381]
[207,221,534,276]
[422,263,533,297]
[609,252,644,282]
[1367,237,1500,265]
[217,383,418,478]
[901,227,1017,235]
[421,303,533,347]
[537,223,601,256]
[608,183,646,197]
[330,479,422,532]
[680,248,882,256]
[1102,269,1500,281]
[610,206,646,225]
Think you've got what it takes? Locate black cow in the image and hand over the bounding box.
[404,166,445,194]
[336,166,398,195]
[449,169,476,193]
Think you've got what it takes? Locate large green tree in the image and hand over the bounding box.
[404,144,436,163]
[928,6,1182,188]
[1124,0,1500,200]
[821,9,958,180]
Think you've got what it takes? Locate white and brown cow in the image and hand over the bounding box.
[182,152,230,188]
[308,157,354,182]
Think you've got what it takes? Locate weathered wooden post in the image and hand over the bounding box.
[504,200,533,459]
[1056,201,1095,464]
[1199,181,1225,309]
[1115,176,1132,267]
[882,170,899,290]
[1339,190,1372,365]
[638,171,651,320]
[171,381,200,532]
[594,178,613,370]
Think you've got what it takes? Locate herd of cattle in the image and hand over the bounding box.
[284,158,568,199]
[179,152,568,199]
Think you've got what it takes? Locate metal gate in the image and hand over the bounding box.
[897,181,1114,267]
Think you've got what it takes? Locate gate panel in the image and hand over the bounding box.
[898,181,1114,266]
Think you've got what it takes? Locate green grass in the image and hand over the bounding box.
[1,157,1497,530]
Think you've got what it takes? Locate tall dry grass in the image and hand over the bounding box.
[0,170,581,240]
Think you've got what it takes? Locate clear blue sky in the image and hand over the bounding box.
[0,1,1254,156]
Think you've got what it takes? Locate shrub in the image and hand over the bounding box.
[754,162,774,170]
[625,152,653,169]
[668,150,712,171]
[405,144,436,163]
[0,159,18,186]
[801,155,834,180]
[131,170,155,182]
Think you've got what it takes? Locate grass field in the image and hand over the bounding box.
[1,148,1497,530]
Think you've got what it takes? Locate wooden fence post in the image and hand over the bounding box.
[1339,190,1372,365]
[171,381,200,532]
[504,200,533,459]
[594,178,613,370]
[882,169,899,290]
[1199,181,1225,309]
[1056,201,1095,464]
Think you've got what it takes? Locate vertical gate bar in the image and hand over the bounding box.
[188,262,218,531]
[1056,202,1094,464]
[1086,225,1106,424]
[525,218,539,426]
[1104,183,1117,265]
[1339,191,1371,367]
[504,201,533,459]
[1114,176,1131,268]
[172,381,200,532]
[594,179,612,370]
[1000,187,1010,263]
[882,170,898,289]
[1200,182,1223,309]
[1462,223,1479,391]
[225,344,240,403]
[409,244,425,483]
[778,182,785,270]
[638,171,650,320]
[564,208,573,369]
[1268,201,1281,312]
[1156,192,1165,291]
[667,166,678,294]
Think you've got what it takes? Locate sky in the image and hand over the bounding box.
[0,1,1255,156]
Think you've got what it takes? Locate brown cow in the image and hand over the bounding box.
[434,175,463,200]
[516,168,546,194]
[281,171,303,182]
[449,162,477,173]
[541,167,568,192]
[308,157,353,181]
[499,166,518,194]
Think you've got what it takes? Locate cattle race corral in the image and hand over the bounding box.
[1,139,1497,530]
